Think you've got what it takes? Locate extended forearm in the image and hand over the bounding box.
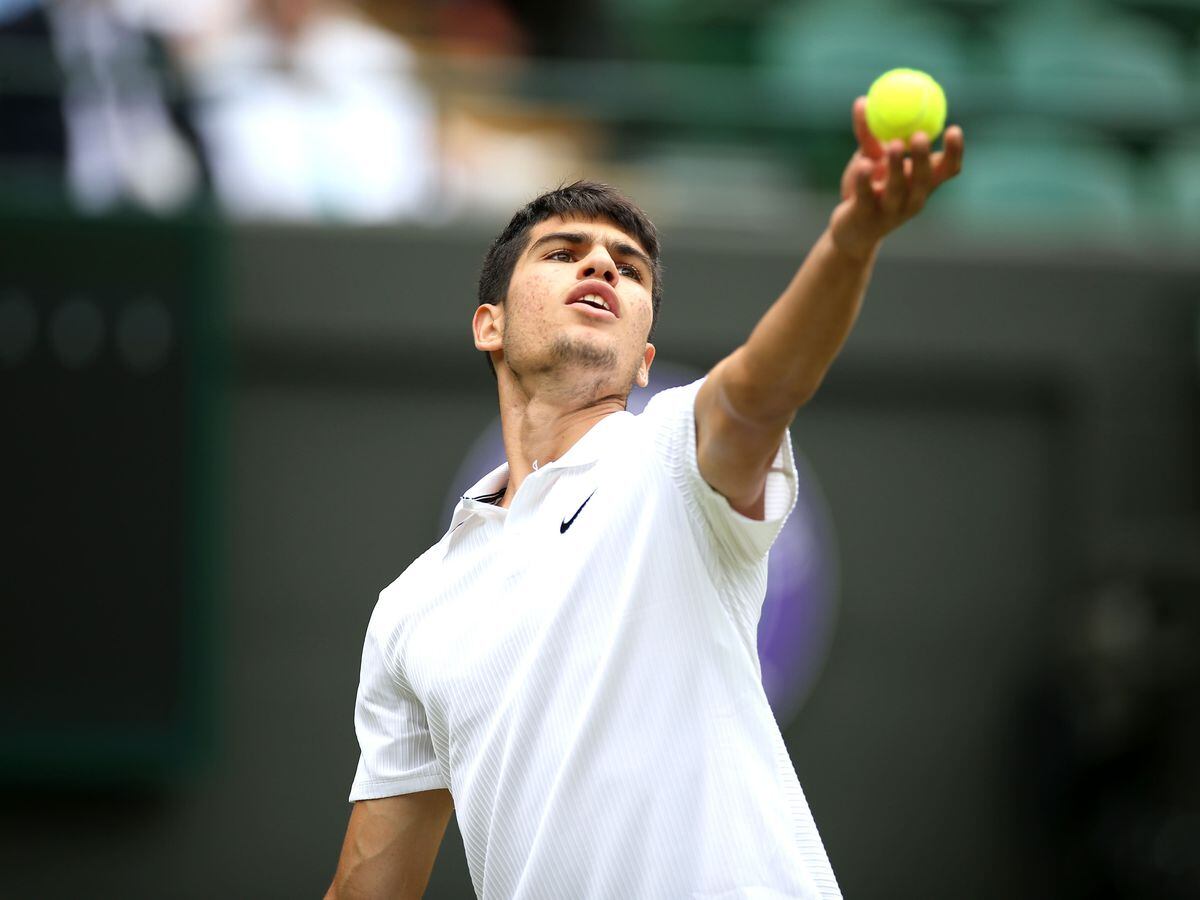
[734,228,877,417]
[694,100,961,509]
[722,95,962,423]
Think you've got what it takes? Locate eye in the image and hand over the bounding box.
[619,264,643,281]
[546,249,574,262]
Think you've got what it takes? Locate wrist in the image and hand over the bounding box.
[823,224,880,268]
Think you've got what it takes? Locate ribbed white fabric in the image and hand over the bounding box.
[350,377,841,899]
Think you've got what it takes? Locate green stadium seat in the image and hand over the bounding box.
[757,0,970,126]
[932,118,1143,236]
[911,0,1018,27]
[1105,0,1200,44]
[605,0,767,66]
[996,6,1190,131]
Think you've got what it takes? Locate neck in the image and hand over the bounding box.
[494,368,627,509]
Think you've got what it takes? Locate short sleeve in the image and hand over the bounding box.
[348,610,447,802]
[643,376,799,571]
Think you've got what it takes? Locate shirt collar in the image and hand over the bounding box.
[537,408,633,472]
[445,409,634,536]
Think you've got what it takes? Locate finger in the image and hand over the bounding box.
[880,139,907,215]
[840,151,866,199]
[853,157,874,208]
[871,155,889,185]
[852,96,884,160]
[906,131,933,214]
[931,125,964,188]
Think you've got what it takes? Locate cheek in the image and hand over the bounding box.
[633,294,654,332]
[512,274,557,322]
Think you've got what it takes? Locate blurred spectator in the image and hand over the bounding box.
[0,0,205,213]
[179,0,438,222]
[389,0,601,217]
[431,0,526,59]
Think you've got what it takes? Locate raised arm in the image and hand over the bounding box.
[325,790,455,900]
[695,97,965,517]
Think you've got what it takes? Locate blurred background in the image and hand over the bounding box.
[1,0,1198,897]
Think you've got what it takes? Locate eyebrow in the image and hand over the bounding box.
[527,231,653,275]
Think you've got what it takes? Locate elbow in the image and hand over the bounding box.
[744,378,819,424]
[787,380,819,410]
[779,362,826,410]
[778,360,827,410]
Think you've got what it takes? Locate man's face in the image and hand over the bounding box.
[479,215,656,394]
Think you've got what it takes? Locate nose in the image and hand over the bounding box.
[577,246,618,285]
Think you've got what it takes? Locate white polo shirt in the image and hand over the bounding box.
[349,377,841,899]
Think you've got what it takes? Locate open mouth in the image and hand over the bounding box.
[565,281,620,318]
[570,294,615,314]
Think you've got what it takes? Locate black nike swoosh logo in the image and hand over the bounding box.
[560,490,597,533]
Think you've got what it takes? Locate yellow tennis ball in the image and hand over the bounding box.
[866,68,946,147]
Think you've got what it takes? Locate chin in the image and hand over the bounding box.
[548,334,620,372]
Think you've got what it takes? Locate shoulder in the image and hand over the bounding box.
[367,543,443,641]
[625,375,708,472]
[616,377,706,462]
[637,376,706,422]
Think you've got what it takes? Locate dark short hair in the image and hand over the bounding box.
[476,180,663,377]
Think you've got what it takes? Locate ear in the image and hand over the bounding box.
[635,342,656,388]
[473,304,504,356]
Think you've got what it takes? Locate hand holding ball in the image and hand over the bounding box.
[865,68,946,147]
[834,67,964,257]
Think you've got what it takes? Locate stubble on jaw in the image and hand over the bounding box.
[551,335,647,404]
[505,330,642,403]
[502,301,618,376]
[547,333,619,371]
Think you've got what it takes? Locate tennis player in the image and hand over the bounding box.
[326,99,964,899]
